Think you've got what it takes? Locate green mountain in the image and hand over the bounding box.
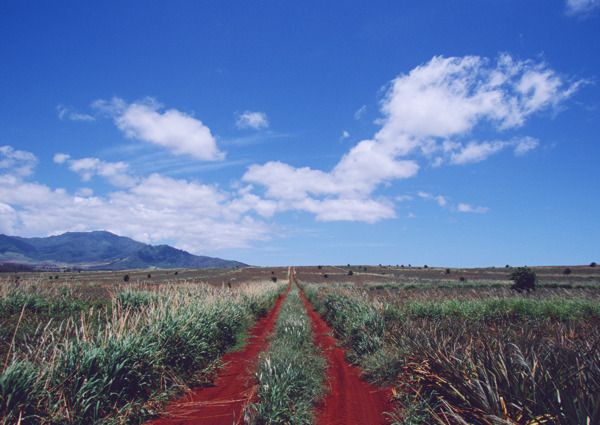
[0,231,247,270]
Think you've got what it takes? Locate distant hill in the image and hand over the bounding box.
[0,231,248,270]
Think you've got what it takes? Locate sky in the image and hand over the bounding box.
[1,0,599,267]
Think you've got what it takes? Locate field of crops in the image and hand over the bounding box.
[0,268,288,424]
[298,265,600,425]
[1,264,599,424]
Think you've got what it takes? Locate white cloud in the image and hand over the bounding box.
[340,130,350,140]
[376,54,580,143]
[418,191,447,206]
[565,0,600,16]
[450,141,506,165]
[447,137,540,165]
[513,136,539,156]
[53,153,70,164]
[94,97,225,161]
[243,55,577,223]
[55,154,138,188]
[0,149,272,251]
[457,203,489,214]
[0,146,38,177]
[236,111,269,130]
[354,105,367,120]
[57,105,95,122]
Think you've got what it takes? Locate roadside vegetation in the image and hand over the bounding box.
[0,277,286,424]
[302,280,600,425]
[246,287,326,425]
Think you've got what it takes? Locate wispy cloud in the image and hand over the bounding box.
[54,154,139,188]
[93,97,225,161]
[57,105,95,122]
[418,191,447,207]
[565,0,600,16]
[354,105,367,120]
[0,145,38,177]
[236,111,269,130]
[457,203,489,214]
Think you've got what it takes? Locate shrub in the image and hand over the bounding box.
[348,270,353,276]
[123,274,130,282]
[510,267,536,292]
[591,262,597,268]
[563,267,572,275]
[446,268,451,274]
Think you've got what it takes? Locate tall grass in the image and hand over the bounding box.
[0,280,285,424]
[302,282,600,425]
[245,289,326,425]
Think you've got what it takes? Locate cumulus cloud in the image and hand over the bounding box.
[0,145,38,177]
[236,111,269,130]
[565,0,600,15]
[54,154,138,188]
[242,54,578,223]
[93,97,225,161]
[0,148,271,251]
[376,54,579,144]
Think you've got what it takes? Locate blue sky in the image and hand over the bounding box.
[1,0,598,267]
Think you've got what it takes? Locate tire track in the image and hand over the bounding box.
[293,268,393,425]
[144,274,291,425]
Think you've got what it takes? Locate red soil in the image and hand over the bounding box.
[144,280,290,425]
[295,273,394,425]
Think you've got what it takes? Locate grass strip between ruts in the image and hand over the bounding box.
[245,287,327,425]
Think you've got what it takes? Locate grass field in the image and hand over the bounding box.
[1,264,599,424]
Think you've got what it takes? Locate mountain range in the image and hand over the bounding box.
[0,231,248,270]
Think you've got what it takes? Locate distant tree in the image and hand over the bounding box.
[563,267,572,275]
[271,277,277,283]
[424,265,428,269]
[446,268,451,274]
[318,265,322,269]
[348,270,353,276]
[591,262,597,268]
[510,267,536,292]
[123,274,130,282]
[147,273,152,279]
[459,276,466,282]
[323,274,328,279]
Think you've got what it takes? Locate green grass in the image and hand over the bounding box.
[246,289,326,425]
[302,282,600,425]
[0,280,286,424]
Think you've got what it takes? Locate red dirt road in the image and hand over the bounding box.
[295,272,394,425]
[144,280,290,425]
